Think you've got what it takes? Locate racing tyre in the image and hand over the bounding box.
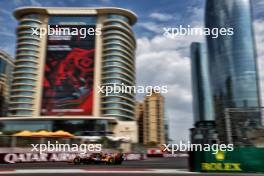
[73,157,81,165]
[108,158,114,165]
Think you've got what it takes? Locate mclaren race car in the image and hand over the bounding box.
[73,153,124,165]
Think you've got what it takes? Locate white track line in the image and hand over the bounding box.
[0,169,197,174]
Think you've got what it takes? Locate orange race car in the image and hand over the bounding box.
[73,153,124,165]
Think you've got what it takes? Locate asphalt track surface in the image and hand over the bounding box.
[0,157,263,176]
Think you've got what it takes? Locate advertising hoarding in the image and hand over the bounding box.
[41,17,96,116]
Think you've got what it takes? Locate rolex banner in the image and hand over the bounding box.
[189,147,264,173]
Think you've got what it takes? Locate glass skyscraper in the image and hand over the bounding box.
[205,0,261,143]
[191,42,214,124]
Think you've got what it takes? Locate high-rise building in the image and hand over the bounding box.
[190,42,214,124]
[164,117,169,144]
[1,7,138,143]
[205,0,261,143]
[9,7,136,119]
[135,101,144,143]
[135,93,165,145]
[0,50,13,117]
[190,42,218,145]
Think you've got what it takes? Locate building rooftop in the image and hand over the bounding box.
[14,7,137,25]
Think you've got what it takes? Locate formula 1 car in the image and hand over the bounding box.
[73,153,124,165]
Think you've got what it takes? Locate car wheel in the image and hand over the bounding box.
[73,158,81,165]
[108,158,114,165]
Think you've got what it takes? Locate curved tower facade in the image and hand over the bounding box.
[9,13,43,117]
[205,0,261,143]
[9,7,137,121]
[101,14,136,120]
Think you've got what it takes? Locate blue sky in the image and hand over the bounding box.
[0,0,263,143]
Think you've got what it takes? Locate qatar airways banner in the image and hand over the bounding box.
[0,153,146,163]
[41,23,96,116]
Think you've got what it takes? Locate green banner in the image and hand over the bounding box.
[191,147,264,173]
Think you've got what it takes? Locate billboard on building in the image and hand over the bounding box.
[41,16,96,116]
